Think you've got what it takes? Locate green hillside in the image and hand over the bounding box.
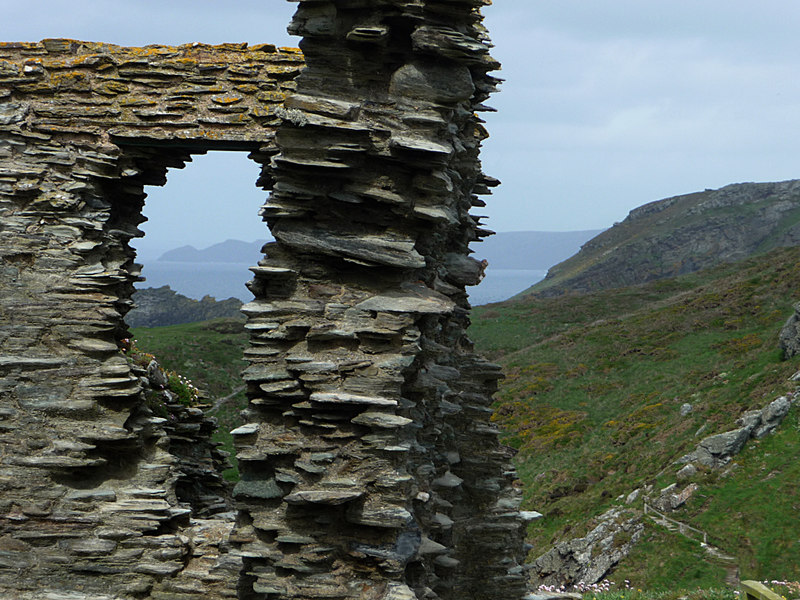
[470,245,800,588]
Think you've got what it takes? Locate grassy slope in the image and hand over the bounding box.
[470,245,800,588]
[131,317,249,479]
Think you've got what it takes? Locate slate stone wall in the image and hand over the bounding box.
[0,3,528,599]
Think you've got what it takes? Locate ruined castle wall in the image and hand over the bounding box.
[0,40,300,600]
[0,3,528,599]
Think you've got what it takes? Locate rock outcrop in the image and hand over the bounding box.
[528,180,800,297]
[677,395,793,469]
[530,507,644,588]
[127,286,243,328]
[779,302,800,358]
[529,387,796,589]
[0,2,527,599]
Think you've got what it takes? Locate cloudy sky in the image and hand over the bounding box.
[5,1,800,258]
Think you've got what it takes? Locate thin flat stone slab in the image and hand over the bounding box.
[346,504,413,528]
[65,488,117,502]
[12,456,107,469]
[520,511,544,521]
[351,412,413,429]
[230,423,260,436]
[69,338,119,353]
[241,364,293,382]
[433,555,460,568]
[272,223,426,269]
[0,356,64,369]
[310,391,397,407]
[248,265,295,277]
[284,93,360,120]
[233,479,283,500]
[432,471,463,488]
[383,583,418,600]
[134,561,184,576]
[99,499,171,514]
[284,489,365,506]
[355,282,455,315]
[390,134,453,156]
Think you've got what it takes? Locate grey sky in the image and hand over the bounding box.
[5,1,800,257]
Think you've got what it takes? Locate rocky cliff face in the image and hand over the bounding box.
[127,285,243,328]
[530,180,800,296]
[0,2,527,599]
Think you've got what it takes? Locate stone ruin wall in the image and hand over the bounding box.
[0,2,529,599]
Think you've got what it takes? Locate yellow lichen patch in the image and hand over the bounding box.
[235,84,259,94]
[50,71,91,92]
[264,64,304,75]
[250,43,278,53]
[256,90,286,104]
[0,42,41,51]
[473,122,490,141]
[251,106,280,118]
[211,95,244,105]
[0,38,302,142]
[66,55,107,68]
[128,46,182,57]
[15,82,54,94]
[95,81,130,96]
[162,58,199,71]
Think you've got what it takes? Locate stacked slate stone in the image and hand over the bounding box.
[0,9,527,599]
[0,40,301,599]
[233,2,528,599]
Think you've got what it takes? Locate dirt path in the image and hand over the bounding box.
[208,385,246,414]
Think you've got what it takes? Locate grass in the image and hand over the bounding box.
[585,589,736,600]
[470,245,800,588]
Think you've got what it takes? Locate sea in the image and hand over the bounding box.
[136,262,547,307]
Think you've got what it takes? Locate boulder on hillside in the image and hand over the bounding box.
[779,302,800,358]
[678,395,793,468]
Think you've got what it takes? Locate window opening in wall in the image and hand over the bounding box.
[128,150,271,481]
